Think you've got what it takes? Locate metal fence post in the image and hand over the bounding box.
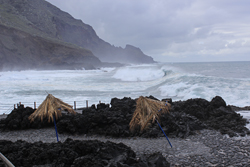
[74,101,76,110]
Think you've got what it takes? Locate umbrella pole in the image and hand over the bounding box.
[53,116,59,142]
[156,118,172,148]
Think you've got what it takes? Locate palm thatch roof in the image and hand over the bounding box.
[29,94,76,123]
[129,96,171,132]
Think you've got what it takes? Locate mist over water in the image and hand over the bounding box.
[0,61,250,115]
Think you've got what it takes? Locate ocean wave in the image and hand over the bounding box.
[158,74,250,107]
[0,62,250,114]
[112,64,175,81]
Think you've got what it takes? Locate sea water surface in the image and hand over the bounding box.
[0,61,250,116]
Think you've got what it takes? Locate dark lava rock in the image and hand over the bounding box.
[0,105,54,130]
[210,96,227,108]
[171,96,250,137]
[58,96,250,138]
[0,138,170,167]
[229,105,250,111]
[1,96,249,138]
[57,97,136,137]
[135,111,206,139]
[138,153,170,167]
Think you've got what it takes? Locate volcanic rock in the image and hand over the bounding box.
[57,97,136,137]
[0,105,53,130]
[1,96,249,138]
[171,96,250,137]
[0,138,170,167]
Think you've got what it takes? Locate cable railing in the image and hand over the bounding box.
[0,106,14,115]
[0,100,106,115]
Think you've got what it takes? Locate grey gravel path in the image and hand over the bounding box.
[0,128,250,166]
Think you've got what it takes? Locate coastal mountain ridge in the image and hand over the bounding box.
[0,0,155,71]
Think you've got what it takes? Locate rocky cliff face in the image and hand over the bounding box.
[0,0,155,71]
[0,24,101,71]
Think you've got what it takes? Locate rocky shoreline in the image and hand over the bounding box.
[1,96,249,138]
[0,96,250,166]
[1,128,250,166]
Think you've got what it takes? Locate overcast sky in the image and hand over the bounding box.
[46,0,250,62]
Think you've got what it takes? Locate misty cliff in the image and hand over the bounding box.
[0,24,101,71]
[0,0,155,71]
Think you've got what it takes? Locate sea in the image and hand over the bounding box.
[0,61,250,125]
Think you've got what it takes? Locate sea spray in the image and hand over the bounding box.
[0,62,249,115]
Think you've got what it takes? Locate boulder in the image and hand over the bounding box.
[210,96,227,108]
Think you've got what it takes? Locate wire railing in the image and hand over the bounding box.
[0,106,14,115]
[0,100,105,115]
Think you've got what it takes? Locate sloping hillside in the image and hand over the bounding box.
[0,24,101,70]
[0,0,155,71]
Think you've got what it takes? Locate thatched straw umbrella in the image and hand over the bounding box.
[29,94,76,142]
[129,96,171,132]
[129,96,172,147]
[29,94,76,123]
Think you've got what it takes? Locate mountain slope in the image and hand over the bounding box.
[0,0,155,71]
[0,24,101,70]
[0,0,103,70]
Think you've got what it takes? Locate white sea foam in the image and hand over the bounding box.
[0,62,250,116]
[112,65,166,81]
[158,74,250,107]
[236,111,250,129]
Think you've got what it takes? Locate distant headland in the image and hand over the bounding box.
[0,0,155,71]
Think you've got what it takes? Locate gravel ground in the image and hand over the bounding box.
[1,128,250,166]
